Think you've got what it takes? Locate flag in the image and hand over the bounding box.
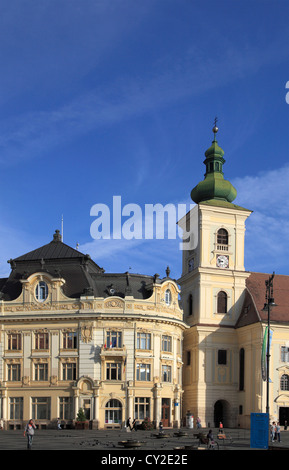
[261,326,273,381]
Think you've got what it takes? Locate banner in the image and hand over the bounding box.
[261,326,273,381]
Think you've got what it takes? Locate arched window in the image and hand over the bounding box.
[35,281,48,302]
[105,399,122,424]
[217,229,228,250]
[165,289,172,306]
[217,291,227,313]
[281,374,289,391]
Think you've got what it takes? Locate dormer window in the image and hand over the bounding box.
[165,289,172,306]
[35,281,48,303]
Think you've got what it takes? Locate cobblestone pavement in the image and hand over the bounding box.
[1,426,289,454]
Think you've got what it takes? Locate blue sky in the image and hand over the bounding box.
[0,0,289,281]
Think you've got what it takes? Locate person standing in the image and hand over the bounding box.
[276,422,281,442]
[24,419,36,449]
[126,417,132,431]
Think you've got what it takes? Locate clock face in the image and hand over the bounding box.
[216,255,229,269]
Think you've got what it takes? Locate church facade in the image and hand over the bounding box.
[179,125,289,429]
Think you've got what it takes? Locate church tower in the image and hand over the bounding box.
[179,123,252,427]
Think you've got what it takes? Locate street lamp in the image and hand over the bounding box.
[262,272,277,417]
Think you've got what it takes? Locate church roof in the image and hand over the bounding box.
[236,272,289,328]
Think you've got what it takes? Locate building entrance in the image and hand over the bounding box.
[279,407,289,426]
[161,399,170,427]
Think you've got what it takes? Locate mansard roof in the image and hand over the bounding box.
[0,230,168,301]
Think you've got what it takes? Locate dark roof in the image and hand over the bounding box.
[0,231,156,301]
[236,272,289,328]
[13,230,91,262]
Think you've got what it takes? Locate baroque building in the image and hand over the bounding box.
[178,124,289,429]
[0,230,187,429]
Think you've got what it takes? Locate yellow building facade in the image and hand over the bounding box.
[0,230,187,429]
[178,125,289,429]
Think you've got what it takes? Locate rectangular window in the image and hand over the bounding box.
[134,397,150,420]
[63,331,77,349]
[162,365,172,382]
[8,333,22,350]
[106,362,122,380]
[34,363,48,381]
[62,362,77,381]
[218,349,227,365]
[281,346,289,362]
[32,397,50,420]
[136,363,151,381]
[35,332,49,350]
[162,335,172,352]
[137,333,151,350]
[7,363,21,381]
[10,397,23,420]
[59,397,73,420]
[106,331,122,348]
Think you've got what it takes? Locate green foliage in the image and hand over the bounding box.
[76,408,87,422]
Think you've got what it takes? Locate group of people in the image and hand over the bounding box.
[271,421,281,442]
[126,417,138,431]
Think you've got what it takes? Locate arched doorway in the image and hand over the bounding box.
[214,400,230,428]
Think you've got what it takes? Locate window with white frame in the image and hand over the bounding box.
[7,333,22,350]
[136,363,151,381]
[63,331,78,349]
[62,362,77,381]
[7,363,21,381]
[35,281,48,302]
[281,346,289,362]
[137,332,151,350]
[106,362,122,380]
[162,365,172,382]
[59,397,73,420]
[9,397,23,420]
[105,331,122,348]
[135,397,150,420]
[35,332,49,350]
[32,397,50,420]
[34,362,48,381]
[165,289,172,305]
[162,335,172,352]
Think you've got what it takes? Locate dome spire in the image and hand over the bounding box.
[190,120,237,204]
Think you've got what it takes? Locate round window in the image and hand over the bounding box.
[35,281,48,302]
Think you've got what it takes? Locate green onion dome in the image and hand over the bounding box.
[191,125,237,204]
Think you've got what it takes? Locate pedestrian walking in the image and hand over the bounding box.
[219,421,223,433]
[196,417,201,429]
[23,419,36,449]
[276,422,281,442]
[270,422,276,442]
[57,418,62,430]
[126,417,132,431]
[132,419,137,431]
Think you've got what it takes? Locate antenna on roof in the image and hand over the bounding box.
[61,215,64,242]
